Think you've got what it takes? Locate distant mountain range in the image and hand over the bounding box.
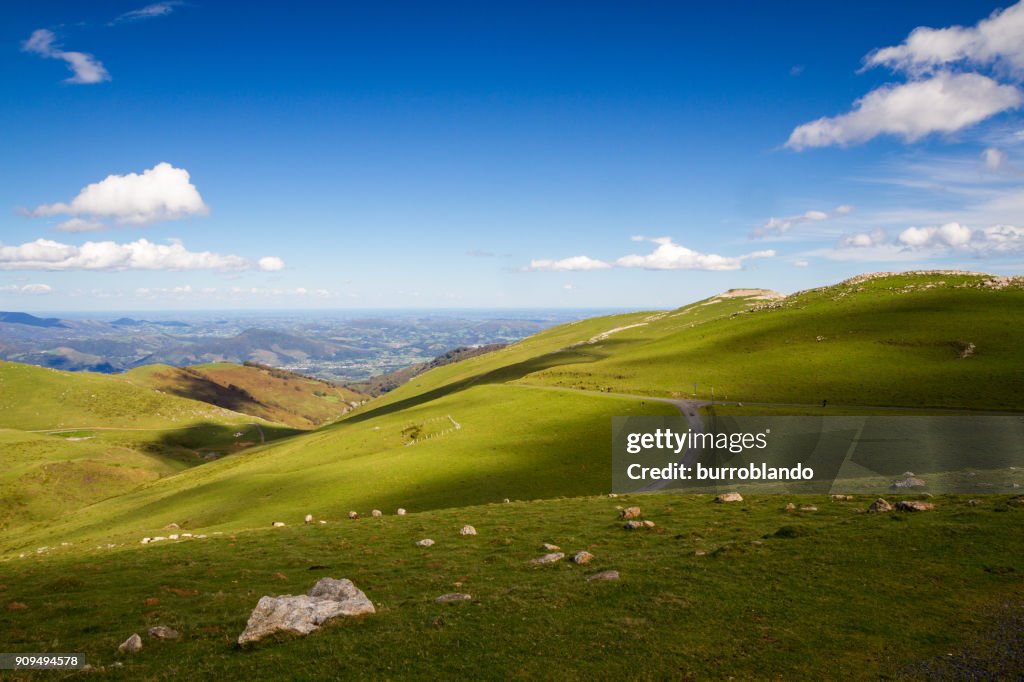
[0,311,67,328]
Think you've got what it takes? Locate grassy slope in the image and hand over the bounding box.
[125,363,364,429]
[0,386,677,553]
[516,273,1024,410]
[1,494,1021,679]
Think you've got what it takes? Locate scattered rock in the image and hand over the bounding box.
[815,335,826,342]
[784,503,796,512]
[165,523,180,530]
[304,514,313,524]
[694,550,707,556]
[148,625,180,640]
[274,572,289,581]
[397,508,407,516]
[588,570,620,581]
[896,500,935,512]
[318,521,326,525]
[891,477,927,489]
[715,492,744,503]
[607,493,618,498]
[371,510,382,517]
[799,505,818,512]
[416,539,435,547]
[272,522,286,527]
[145,597,160,606]
[968,499,982,506]
[624,520,653,530]
[435,593,472,603]
[502,498,510,504]
[6,602,28,610]
[348,511,359,520]
[572,551,594,565]
[532,552,565,565]
[642,520,656,528]
[868,498,893,513]
[237,578,375,645]
[831,495,854,501]
[168,534,180,540]
[459,525,477,536]
[118,633,143,654]
[619,506,642,520]
[152,536,167,542]
[958,341,976,359]
[141,537,151,544]
[542,543,560,551]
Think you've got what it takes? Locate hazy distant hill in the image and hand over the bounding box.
[0,311,67,328]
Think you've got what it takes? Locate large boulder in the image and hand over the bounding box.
[619,506,642,520]
[459,525,477,536]
[867,498,893,513]
[896,500,935,512]
[237,578,374,645]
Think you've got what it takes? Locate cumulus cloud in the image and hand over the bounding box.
[54,217,106,233]
[21,29,110,85]
[616,237,774,271]
[786,73,1022,150]
[0,238,257,271]
[114,2,182,23]
[753,204,853,238]
[522,255,612,272]
[31,162,208,227]
[983,146,1008,170]
[788,4,1024,150]
[0,283,53,295]
[258,256,285,272]
[838,229,888,248]
[864,1,1024,78]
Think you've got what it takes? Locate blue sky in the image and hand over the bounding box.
[2,1,1023,310]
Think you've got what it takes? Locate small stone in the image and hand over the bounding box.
[542,543,560,551]
[348,511,359,520]
[304,514,313,524]
[168,534,180,540]
[624,520,649,530]
[152,536,166,542]
[784,503,796,512]
[318,521,326,525]
[967,499,981,506]
[831,494,854,501]
[588,570,619,581]
[371,510,382,517]
[896,500,934,512]
[867,498,893,513]
[397,508,407,516]
[642,520,656,528]
[435,593,472,603]
[571,551,594,565]
[141,537,151,544]
[502,498,510,504]
[272,521,286,527]
[532,552,564,565]
[715,492,743,503]
[165,523,180,530]
[148,625,180,640]
[751,540,764,546]
[118,633,143,654]
[619,506,642,520]
[459,525,477,536]
[416,539,435,547]
[181,533,192,538]
[799,505,818,512]
[891,477,927,489]
[607,493,618,498]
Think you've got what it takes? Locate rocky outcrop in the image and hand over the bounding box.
[237,578,374,645]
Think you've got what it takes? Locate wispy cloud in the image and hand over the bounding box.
[21,29,110,85]
[752,204,852,238]
[522,255,612,272]
[524,238,775,273]
[113,2,183,24]
[0,283,54,295]
[30,162,208,227]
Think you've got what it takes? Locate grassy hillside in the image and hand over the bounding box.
[359,272,1024,413]
[1,494,1021,679]
[0,386,676,553]
[126,363,365,429]
[0,361,264,431]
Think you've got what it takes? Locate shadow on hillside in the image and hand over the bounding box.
[157,370,268,415]
[342,339,634,425]
[140,421,302,465]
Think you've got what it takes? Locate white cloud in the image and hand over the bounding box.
[753,205,853,238]
[31,162,209,227]
[0,283,53,295]
[54,217,106,233]
[838,229,888,248]
[258,256,285,272]
[114,2,182,23]
[898,221,1024,252]
[787,73,1022,150]
[0,238,255,271]
[793,260,810,268]
[21,29,110,85]
[616,237,774,271]
[864,1,1024,78]
[522,255,612,272]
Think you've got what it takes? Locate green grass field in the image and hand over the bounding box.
[1,494,1021,679]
